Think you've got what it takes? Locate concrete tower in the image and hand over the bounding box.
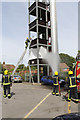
[28,0,52,83]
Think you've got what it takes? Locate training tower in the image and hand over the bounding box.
[28,0,52,83]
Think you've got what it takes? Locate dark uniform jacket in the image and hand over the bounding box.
[53,75,59,85]
[25,39,30,48]
[2,75,12,86]
[67,76,77,88]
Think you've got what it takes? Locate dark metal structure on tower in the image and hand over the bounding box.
[28,0,52,83]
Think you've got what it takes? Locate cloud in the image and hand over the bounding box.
[2,36,30,66]
[1,0,79,2]
[1,1,78,65]
[0,3,2,61]
[1,0,28,2]
[0,37,2,62]
[2,2,28,65]
[2,37,24,64]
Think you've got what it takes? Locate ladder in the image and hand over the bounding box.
[12,41,31,76]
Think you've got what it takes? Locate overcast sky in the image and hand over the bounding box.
[1,0,79,65]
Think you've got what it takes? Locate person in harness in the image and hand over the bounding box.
[25,37,30,48]
[52,71,59,96]
[67,71,79,102]
[2,70,12,99]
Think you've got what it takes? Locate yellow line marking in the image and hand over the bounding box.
[68,102,71,113]
[24,92,51,118]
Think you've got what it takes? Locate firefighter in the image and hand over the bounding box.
[67,71,79,102]
[52,71,59,96]
[2,70,12,99]
[25,37,30,48]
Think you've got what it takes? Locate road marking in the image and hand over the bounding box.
[68,102,71,113]
[24,92,51,118]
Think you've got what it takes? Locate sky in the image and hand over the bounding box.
[0,0,79,65]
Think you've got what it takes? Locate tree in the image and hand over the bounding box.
[78,50,80,54]
[16,64,28,71]
[31,66,37,70]
[17,64,24,70]
[9,68,14,72]
[59,53,75,69]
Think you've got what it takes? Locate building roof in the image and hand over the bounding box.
[3,64,15,71]
[59,63,69,69]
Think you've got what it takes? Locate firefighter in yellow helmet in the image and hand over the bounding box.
[2,70,12,98]
[25,37,30,48]
[52,71,59,96]
[67,70,79,102]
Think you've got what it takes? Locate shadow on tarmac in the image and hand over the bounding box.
[11,92,15,98]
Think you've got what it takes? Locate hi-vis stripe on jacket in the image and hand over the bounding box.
[2,75,11,85]
[68,77,77,88]
[53,77,59,85]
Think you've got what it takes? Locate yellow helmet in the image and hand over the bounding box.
[4,70,8,75]
[68,71,73,75]
[26,37,28,39]
[55,71,58,76]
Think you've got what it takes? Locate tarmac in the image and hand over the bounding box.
[1,82,80,119]
[0,83,2,120]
